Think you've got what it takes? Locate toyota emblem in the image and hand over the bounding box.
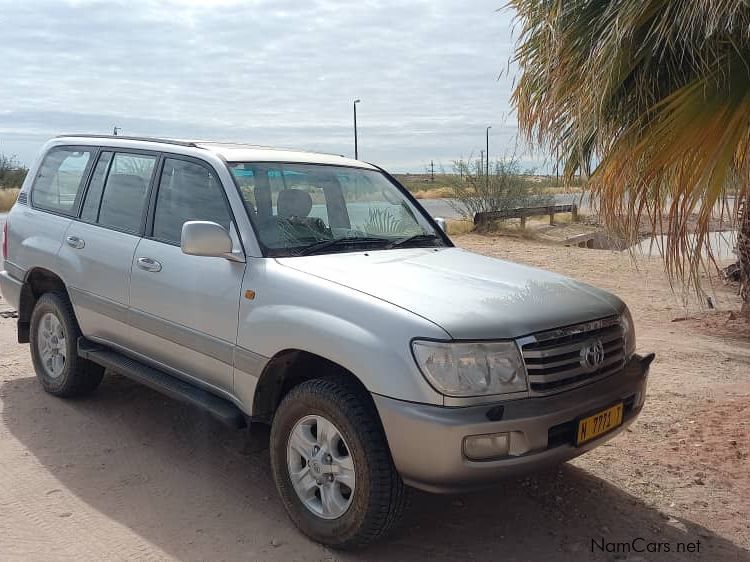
[580,339,605,372]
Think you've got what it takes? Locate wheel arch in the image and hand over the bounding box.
[252,348,373,423]
[17,267,70,343]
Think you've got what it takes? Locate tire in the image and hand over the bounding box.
[29,291,104,397]
[270,376,408,549]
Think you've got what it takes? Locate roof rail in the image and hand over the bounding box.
[55,134,199,148]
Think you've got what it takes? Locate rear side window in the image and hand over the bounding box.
[80,151,113,222]
[152,158,231,245]
[31,147,94,214]
[97,153,156,234]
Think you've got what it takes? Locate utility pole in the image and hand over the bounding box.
[486,126,492,188]
[430,160,434,182]
[353,99,361,159]
[480,151,484,178]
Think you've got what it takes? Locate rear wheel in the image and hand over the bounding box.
[29,291,104,397]
[270,377,408,548]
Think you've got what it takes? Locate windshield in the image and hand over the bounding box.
[228,162,445,256]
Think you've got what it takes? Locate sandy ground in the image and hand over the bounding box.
[0,236,748,561]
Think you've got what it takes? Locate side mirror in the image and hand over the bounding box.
[181,221,243,262]
[434,217,447,232]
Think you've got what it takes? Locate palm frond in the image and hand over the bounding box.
[510,0,750,297]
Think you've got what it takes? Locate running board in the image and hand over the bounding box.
[78,338,247,429]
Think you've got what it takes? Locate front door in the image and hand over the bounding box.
[128,156,245,394]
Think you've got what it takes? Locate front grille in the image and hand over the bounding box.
[519,316,625,396]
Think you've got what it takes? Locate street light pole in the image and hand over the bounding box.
[486,126,492,188]
[353,99,361,159]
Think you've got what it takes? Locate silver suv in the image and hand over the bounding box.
[0,136,653,547]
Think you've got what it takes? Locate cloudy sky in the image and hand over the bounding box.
[0,0,546,172]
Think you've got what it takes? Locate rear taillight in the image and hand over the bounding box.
[2,220,7,260]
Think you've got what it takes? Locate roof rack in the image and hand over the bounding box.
[198,141,349,159]
[54,135,352,160]
[55,134,199,148]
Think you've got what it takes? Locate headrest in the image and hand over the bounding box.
[277,189,312,218]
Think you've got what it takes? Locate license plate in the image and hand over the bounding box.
[576,403,624,445]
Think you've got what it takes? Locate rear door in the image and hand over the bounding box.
[128,155,245,394]
[57,150,157,347]
[15,146,96,283]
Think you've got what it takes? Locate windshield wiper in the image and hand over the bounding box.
[385,233,441,249]
[296,236,390,256]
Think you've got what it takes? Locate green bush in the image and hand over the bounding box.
[447,157,553,222]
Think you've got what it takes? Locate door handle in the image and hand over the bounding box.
[136,257,162,272]
[65,236,85,249]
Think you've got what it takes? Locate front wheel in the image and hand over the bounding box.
[270,377,408,548]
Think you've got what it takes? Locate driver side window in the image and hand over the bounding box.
[152,158,232,245]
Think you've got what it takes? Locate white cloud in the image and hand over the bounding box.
[0,0,548,171]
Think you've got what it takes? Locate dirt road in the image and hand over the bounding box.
[1,236,748,561]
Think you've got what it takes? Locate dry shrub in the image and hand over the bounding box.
[0,189,19,212]
[445,219,475,235]
[412,187,454,200]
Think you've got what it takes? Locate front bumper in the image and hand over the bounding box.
[374,353,652,493]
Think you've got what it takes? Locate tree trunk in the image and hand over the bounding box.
[739,196,750,318]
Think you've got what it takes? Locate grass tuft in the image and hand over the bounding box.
[445,219,475,235]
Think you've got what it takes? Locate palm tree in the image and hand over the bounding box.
[510,0,750,316]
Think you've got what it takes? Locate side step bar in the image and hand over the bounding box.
[78,338,247,429]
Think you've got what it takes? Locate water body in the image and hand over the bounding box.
[631,230,738,260]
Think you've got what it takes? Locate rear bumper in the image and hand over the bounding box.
[0,269,22,310]
[374,353,652,493]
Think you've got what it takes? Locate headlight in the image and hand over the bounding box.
[621,307,636,357]
[412,340,527,397]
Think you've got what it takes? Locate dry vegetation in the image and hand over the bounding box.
[444,219,475,235]
[411,186,454,199]
[0,189,19,212]
[396,173,581,200]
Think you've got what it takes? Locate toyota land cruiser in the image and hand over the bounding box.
[0,135,653,548]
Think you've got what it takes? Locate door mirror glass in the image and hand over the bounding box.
[434,217,447,232]
[180,221,233,258]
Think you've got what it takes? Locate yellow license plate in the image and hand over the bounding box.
[576,403,624,445]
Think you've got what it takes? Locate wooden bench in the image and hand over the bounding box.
[474,204,578,228]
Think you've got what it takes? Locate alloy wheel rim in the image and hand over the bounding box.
[37,312,66,379]
[286,414,356,520]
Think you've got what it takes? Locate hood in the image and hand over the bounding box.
[276,247,624,340]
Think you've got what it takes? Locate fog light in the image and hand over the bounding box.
[463,432,510,461]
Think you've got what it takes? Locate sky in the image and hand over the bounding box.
[0,0,547,173]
